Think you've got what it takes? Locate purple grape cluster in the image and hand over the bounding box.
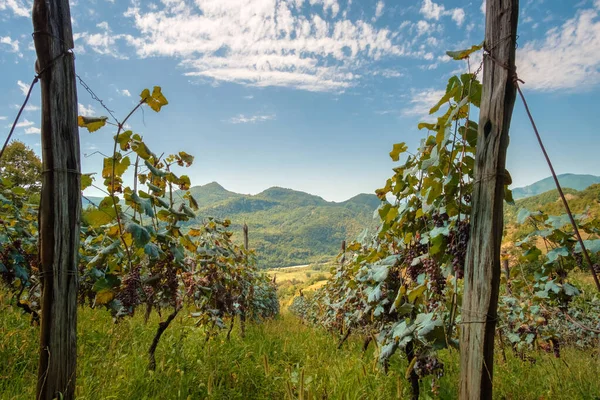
[117,265,141,311]
[423,257,445,295]
[414,355,444,378]
[448,220,470,279]
[405,244,427,281]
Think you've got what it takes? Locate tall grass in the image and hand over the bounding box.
[1,292,599,399]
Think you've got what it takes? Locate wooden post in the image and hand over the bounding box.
[32,0,81,399]
[459,1,519,399]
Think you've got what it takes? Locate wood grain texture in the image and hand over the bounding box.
[459,0,519,399]
[32,0,81,399]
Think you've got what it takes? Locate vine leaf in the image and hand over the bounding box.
[125,222,151,247]
[78,116,108,133]
[390,143,408,161]
[81,173,95,191]
[141,86,169,112]
[446,42,483,60]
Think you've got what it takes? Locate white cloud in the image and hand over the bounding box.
[227,114,276,124]
[420,0,465,27]
[480,0,486,15]
[24,126,41,134]
[17,80,30,95]
[119,89,131,97]
[11,103,40,112]
[517,4,600,91]
[0,36,19,53]
[243,95,254,99]
[78,103,96,116]
[374,1,384,21]
[0,116,7,120]
[11,118,34,128]
[401,89,445,117]
[123,0,410,92]
[0,0,30,17]
[74,21,131,59]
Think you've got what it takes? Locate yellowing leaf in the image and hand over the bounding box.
[95,289,114,305]
[446,42,484,60]
[141,86,169,112]
[81,173,94,191]
[122,232,133,248]
[78,116,108,133]
[188,228,203,237]
[389,143,408,161]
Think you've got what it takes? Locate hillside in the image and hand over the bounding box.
[512,174,600,199]
[175,184,381,268]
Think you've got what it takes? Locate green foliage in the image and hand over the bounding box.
[0,140,42,194]
[171,183,381,269]
[291,65,486,397]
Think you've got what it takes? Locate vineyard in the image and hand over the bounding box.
[2,0,600,399]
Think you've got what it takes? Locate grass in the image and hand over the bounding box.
[1,290,600,399]
[268,264,331,304]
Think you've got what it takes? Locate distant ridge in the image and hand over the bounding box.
[171,183,381,268]
[512,174,600,200]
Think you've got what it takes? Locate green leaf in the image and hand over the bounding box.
[144,243,160,259]
[144,160,166,177]
[522,247,542,262]
[504,186,515,205]
[545,247,569,264]
[390,143,408,161]
[125,222,151,247]
[446,42,484,60]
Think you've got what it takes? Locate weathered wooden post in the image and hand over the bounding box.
[459,0,519,398]
[33,0,80,398]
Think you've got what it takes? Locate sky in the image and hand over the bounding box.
[1,0,599,202]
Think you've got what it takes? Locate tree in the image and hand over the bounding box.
[0,140,42,192]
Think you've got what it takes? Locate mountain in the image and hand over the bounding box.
[512,174,600,200]
[175,184,381,268]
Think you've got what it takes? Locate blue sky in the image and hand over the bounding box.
[1,0,599,202]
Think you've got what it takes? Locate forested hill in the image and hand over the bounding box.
[512,174,600,199]
[179,183,381,268]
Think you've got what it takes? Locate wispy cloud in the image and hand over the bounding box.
[227,114,276,124]
[24,126,41,135]
[122,0,413,92]
[373,1,385,21]
[0,116,7,121]
[118,89,131,97]
[401,88,445,118]
[74,21,131,59]
[11,103,40,112]
[420,0,465,27]
[17,80,30,95]
[517,2,600,91]
[0,36,19,52]
[9,118,34,128]
[78,103,96,116]
[0,0,30,18]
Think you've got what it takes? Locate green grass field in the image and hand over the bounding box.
[2,287,600,400]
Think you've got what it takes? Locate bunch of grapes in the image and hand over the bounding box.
[117,265,141,312]
[414,355,444,378]
[405,244,426,281]
[431,213,449,228]
[447,220,470,279]
[423,257,445,295]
